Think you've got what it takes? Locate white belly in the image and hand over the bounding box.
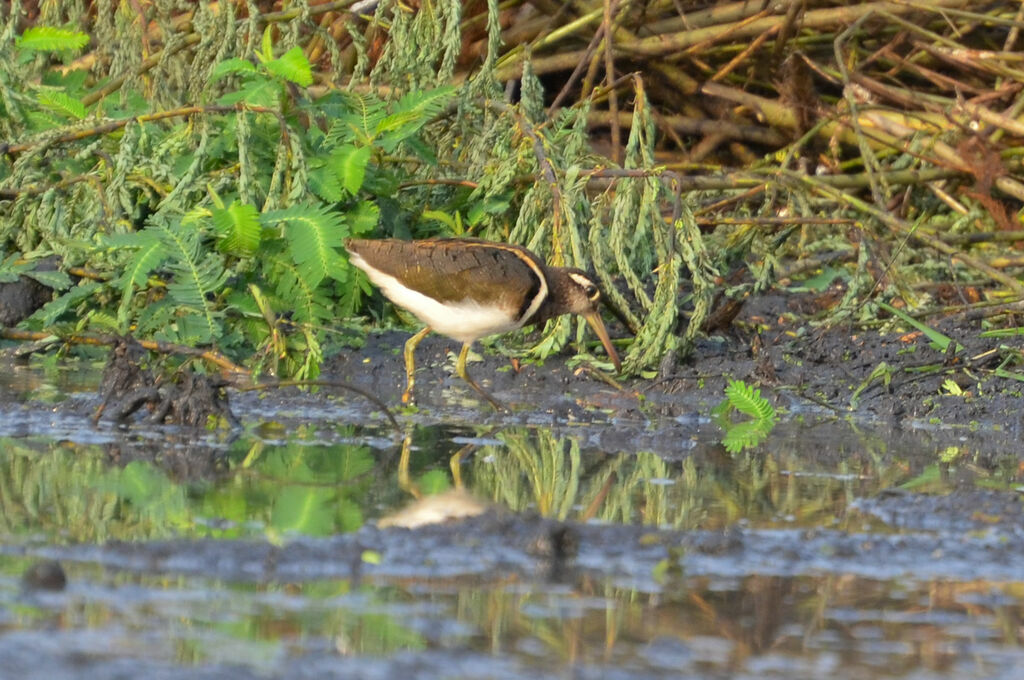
[350,253,522,344]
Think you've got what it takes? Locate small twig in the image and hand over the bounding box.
[510,106,566,264]
[576,363,625,390]
[624,0,974,57]
[936,230,1024,245]
[776,250,857,281]
[710,22,777,83]
[585,110,787,146]
[233,379,400,430]
[0,328,248,374]
[548,17,607,112]
[5,104,282,157]
[695,217,859,228]
[601,0,622,165]
[397,178,479,190]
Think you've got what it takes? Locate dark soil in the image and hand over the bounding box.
[323,289,1024,431]
[10,496,1024,587]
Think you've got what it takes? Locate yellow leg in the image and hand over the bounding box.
[449,442,475,490]
[456,342,504,411]
[402,326,432,404]
[397,431,420,498]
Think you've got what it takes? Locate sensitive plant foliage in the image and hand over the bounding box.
[1,24,459,378]
[4,1,1024,387]
[713,380,778,453]
[1,3,706,380]
[15,26,90,53]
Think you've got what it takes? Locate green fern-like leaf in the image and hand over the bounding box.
[17,27,89,52]
[330,145,371,195]
[376,86,455,152]
[134,300,178,340]
[0,255,30,283]
[289,327,324,381]
[212,201,262,254]
[265,252,330,324]
[348,201,380,237]
[265,46,313,87]
[327,92,387,146]
[107,230,167,331]
[26,281,101,327]
[87,311,120,332]
[171,312,220,346]
[153,220,228,343]
[309,162,344,203]
[722,421,773,454]
[725,380,776,423]
[217,76,279,107]
[324,117,357,147]
[25,269,72,290]
[37,90,86,119]
[264,204,349,288]
[210,58,257,82]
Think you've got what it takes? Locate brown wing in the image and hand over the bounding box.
[345,238,546,321]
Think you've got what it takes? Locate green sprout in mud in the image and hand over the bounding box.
[941,379,965,397]
[711,380,777,453]
[849,361,892,408]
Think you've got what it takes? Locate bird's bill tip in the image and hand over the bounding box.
[584,312,621,373]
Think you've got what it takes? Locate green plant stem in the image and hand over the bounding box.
[5,104,280,157]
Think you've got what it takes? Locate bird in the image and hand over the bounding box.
[345,237,623,409]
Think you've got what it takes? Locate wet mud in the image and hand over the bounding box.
[95,336,236,427]
[10,499,1024,585]
[324,289,1024,431]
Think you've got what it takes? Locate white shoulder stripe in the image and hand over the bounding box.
[508,249,547,327]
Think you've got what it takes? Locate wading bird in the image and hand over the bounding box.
[346,238,624,409]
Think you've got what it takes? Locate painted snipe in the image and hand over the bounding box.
[345,238,623,409]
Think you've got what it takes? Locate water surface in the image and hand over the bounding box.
[0,362,1021,679]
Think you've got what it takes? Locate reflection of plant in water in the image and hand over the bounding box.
[0,554,429,661]
[483,428,582,519]
[445,573,1024,670]
[712,380,777,453]
[0,431,376,542]
[0,440,192,542]
[462,425,969,531]
[467,428,721,528]
[443,575,806,666]
[205,582,427,657]
[233,435,374,537]
[599,455,708,528]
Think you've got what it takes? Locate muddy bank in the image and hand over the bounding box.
[322,297,1024,432]
[8,495,1024,585]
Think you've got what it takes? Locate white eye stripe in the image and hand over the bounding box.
[567,272,600,299]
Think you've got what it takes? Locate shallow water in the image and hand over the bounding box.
[1,362,1023,679]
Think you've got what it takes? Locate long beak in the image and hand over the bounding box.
[584,312,622,373]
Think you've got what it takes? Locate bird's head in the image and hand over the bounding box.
[544,269,622,373]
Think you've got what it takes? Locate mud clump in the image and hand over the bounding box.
[95,336,237,427]
[21,560,67,591]
[0,257,61,328]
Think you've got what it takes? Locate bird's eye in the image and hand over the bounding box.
[584,284,598,299]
